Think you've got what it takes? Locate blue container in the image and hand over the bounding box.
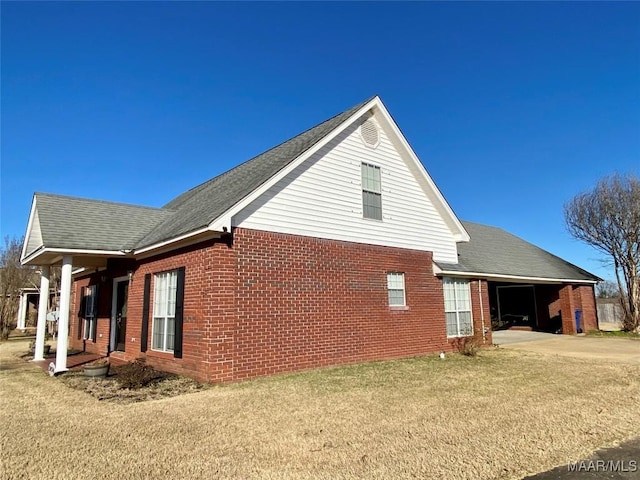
[575,309,583,333]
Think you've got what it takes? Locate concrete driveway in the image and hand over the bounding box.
[492,330,640,364]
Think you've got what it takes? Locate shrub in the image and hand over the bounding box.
[452,337,479,357]
[114,358,172,389]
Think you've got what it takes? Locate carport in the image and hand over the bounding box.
[437,221,601,335]
[488,281,596,333]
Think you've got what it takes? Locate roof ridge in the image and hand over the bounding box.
[35,192,172,212]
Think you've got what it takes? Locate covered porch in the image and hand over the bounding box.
[20,250,129,374]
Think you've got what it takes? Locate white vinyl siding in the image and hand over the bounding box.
[152,271,177,352]
[83,285,97,341]
[362,163,382,220]
[387,273,406,306]
[233,115,459,263]
[444,277,473,337]
[25,208,44,257]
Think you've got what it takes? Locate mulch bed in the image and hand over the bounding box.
[58,358,208,404]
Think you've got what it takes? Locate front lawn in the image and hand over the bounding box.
[1,340,639,480]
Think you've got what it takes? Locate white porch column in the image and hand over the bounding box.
[55,256,73,373]
[17,291,28,331]
[33,267,50,361]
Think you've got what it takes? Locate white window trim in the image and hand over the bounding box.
[387,272,406,307]
[361,162,382,221]
[83,285,97,341]
[444,277,474,337]
[151,270,177,353]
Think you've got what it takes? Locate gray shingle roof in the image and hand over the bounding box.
[34,193,173,251]
[136,97,375,248]
[29,97,375,254]
[437,221,600,282]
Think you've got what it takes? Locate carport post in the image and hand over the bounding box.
[559,284,576,335]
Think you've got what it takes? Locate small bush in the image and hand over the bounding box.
[452,337,479,357]
[114,358,173,389]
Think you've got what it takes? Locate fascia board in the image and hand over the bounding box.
[372,102,470,243]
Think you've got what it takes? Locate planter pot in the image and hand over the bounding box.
[83,364,110,378]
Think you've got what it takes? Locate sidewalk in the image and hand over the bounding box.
[524,437,640,479]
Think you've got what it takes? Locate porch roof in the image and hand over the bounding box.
[436,221,600,284]
[21,193,173,265]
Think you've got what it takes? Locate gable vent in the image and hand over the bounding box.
[360,119,380,148]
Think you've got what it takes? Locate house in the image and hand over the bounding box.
[20,96,600,382]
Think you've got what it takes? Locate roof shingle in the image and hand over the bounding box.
[437,221,599,282]
[135,97,374,248]
[34,193,173,252]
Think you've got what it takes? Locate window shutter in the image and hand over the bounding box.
[78,286,85,340]
[91,285,99,342]
[140,274,151,353]
[173,267,185,359]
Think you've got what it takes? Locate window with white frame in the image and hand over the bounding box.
[387,272,406,306]
[83,285,97,341]
[152,270,178,352]
[361,163,382,220]
[443,277,473,337]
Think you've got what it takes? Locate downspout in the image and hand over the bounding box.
[479,280,486,344]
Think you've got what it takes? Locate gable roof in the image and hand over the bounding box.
[21,95,470,264]
[136,97,376,248]
[436,221,600,283]
[24,193,172,257]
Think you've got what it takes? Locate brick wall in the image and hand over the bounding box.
[232,228,450,381]
[468,279,492,346]
[575,285,598,331]
[69,273,114,356]
[69,229,491,383]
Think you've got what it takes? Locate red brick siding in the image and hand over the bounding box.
[232,228,449,381]
[69,273,113,356]
[468,279,492,346]
[122,239,236,382]
[575,285,598,331]
[67,229,494,383]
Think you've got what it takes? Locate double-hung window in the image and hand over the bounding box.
[361,163,382,220]
[443,277,473,337]
[83,285,97,341]
[387,272,406,307]
[152,270,178,352]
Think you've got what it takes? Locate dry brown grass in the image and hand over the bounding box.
[1,340,639,480]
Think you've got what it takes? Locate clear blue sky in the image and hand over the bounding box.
[2,2,639,281]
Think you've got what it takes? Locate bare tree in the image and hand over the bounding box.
[596,280,621,299]
[564,173,640,332]
[0,236,37,339]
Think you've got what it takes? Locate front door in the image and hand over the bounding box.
[112,278,129,352]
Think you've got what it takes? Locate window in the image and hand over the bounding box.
[387,272,406,306]
[362,163,382,220]
[152,270,178,352]
[83,285,97,341]
[443,277,473,337]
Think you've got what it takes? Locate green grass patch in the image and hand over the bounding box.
[587,330,640,339]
